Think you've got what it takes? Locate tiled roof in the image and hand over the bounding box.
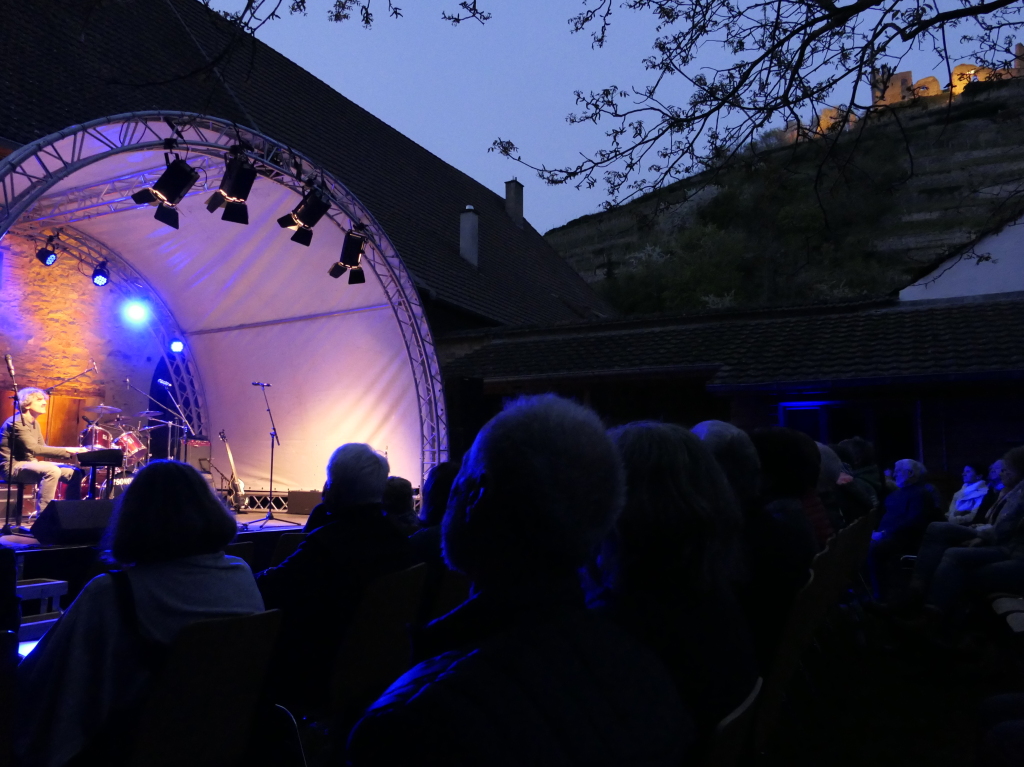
[0,0,610,328]
[441,295,1024,389]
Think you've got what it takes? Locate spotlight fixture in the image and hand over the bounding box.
[277,188,330,246]
[206,150,258,225]
[122,300,150,325]
[328,261,347,279]
[35,236,58,266]
[131,146,200,230]
[340,229,367,267]
[92,261,110,287]
[169,339,185,353]
[348,267,366,285]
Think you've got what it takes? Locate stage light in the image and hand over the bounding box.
[169,339,185,353]
[328,261,346,279]
[340,229,366,268]
[35,241,58,266]
[122,300,150,325]
[131,153,199,230]
[206,151,258,225]
[277,188,330,246]
[348,267,366,285]
[92,261,110,287]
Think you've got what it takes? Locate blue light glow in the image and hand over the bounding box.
[122,301,150,325]
[169,339,185,353]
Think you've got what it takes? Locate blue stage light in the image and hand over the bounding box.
[169,339,185,353]
[122,300,150,325]
[92,261,110,287]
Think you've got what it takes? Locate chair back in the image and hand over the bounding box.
[754,542,840,751]
[269,532,306,568]
[224,540,256,568]
[127,609,282,767]
[0,630,18,767]
[699,676,763,767]
[332,563,427,723]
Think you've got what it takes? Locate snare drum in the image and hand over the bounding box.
[114,430,146,457]
[80,425,112,449]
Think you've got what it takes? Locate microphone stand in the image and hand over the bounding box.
[3,367,24,536]
[242,383,299,530]
[159,383,194,464]
[44,363,97,394]
[125,378,182,461]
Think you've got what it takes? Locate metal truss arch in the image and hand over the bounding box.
[7,224,207,437]
[0,112,447,481]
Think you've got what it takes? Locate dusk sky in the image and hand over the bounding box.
[219,2,675,234]
[223,1,962,235]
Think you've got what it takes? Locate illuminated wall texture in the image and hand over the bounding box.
[0,234,163,425]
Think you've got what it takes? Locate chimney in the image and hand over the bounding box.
[505,178,524,228]
[460,205,479,267]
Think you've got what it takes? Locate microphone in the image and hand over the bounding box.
[4,354,14,380]
[157,379,172,388]
[251,381,272,387]
[90,358,100,375]
[125,377,131,390]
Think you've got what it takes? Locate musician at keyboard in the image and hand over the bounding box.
[1,387,87,516]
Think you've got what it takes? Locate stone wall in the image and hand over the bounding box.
[0,233,163,437]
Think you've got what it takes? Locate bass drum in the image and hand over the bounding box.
[80,426,112,449]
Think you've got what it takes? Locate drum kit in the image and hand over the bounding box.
[70,404,172,498]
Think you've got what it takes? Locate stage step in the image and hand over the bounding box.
[18,611,62,642]
[16,578,68,614]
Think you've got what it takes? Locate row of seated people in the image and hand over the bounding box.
[11,396,882,767]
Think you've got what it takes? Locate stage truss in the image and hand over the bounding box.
[0,112,448,479]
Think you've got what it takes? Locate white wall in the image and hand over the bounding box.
[900,218,1024,300]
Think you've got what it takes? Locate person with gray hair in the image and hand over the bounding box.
[691,420,761,507]
[347,395,694,766]
[256,443,415,713]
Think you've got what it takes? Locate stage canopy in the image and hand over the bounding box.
[0,113,447,492]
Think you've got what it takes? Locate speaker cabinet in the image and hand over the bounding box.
[286,490,320,516]
[31,500,115,546]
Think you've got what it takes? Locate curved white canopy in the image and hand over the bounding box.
[0,114,447,491]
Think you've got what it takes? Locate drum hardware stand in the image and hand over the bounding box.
[242,383,299,530]
[125,378,183,461]
[156,381,195,464]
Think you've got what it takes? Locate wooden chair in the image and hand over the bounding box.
[331,563,428,726]
[699,676,763,767]
[269,532,306,568]
[126,609,282,767]
[224,540,256,568]
[753,542,841,751]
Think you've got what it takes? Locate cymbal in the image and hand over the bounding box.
[137,410,163,417]
[83,404,122,414]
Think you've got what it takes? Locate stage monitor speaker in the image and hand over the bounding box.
[286,490,320,516]
[32,500,115,546]
[185,438,212,475]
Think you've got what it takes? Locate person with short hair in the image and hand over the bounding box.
[382,476,419,535]
[0,387,87,516]
[256,443,416,713]
[947,462,993,525]
[15,460,263,767]
[347,395,694,766]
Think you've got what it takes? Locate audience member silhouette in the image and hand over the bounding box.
[408,461,458,566]
[382,476,420,536]
[816,442,846,530]
[347,395,695,766]
[869,459,941,600]
[947,462,993,525]
[901,447,1024,612]
[835,437,885,521]
[15,460,263,767]
[256,443,416,714]
[593,421,757,752]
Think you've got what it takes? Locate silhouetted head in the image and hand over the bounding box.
[419,461,459,527]
[606,421,742,596]
[442,394,624,586]
[324,443,389,509]
[692,420,761,505]
[111,460,237,565]
[750,427,821,501]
